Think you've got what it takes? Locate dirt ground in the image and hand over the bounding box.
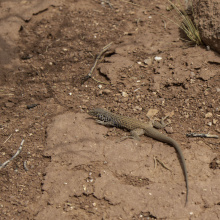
[0,0,220,219]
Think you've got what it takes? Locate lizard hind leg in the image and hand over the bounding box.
[119,128,145,142]
[130,128,145,140]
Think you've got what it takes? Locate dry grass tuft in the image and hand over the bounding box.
[168,0,202,45]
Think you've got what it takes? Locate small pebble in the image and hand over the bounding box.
[154,56,162,61]
[213,119,217,125]
[205,112,212,118]
[165,126,173,134]
[122,92,128,97]
[144,58,152,65]
[102,89,111,95]
[207,122,212,126]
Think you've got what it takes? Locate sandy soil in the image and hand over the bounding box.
[0,0,219,219]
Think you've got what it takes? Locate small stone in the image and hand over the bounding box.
[134,106,142,111]
[190,72,195,78]
[204,90,209,96]
[198,69,216,81]
[207,122,212,126]
[97,90,102,95]
[165,110,175,118]
[184,113,189,118]
[146,109,159,118]
[165,126,173,134]
[205,112,213,118]
[5,102,14,108]
[120,73,127,78]
[156,98,165,104]
[213,119,217,125]
[144,58,152,65]
[121,97,129,102]
[102,89,111,95]
[122,92,128,97]
[154,56,162,61]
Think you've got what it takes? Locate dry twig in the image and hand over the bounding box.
[154,156,172,172]
[81,42,113,84]
[0,139,24,170]
[23,160,29,171]
[186,133,219,139]
[3,134,13,144]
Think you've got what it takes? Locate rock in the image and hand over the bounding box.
[133,106,142,111]
[121,92,128,97]
[165,126,173,134]
[146,109,159,118]
[207,122,212,126]
[165,111,175,118]
[205,112,213,118]
[198,69,216,80]
[5,101,14,108]
[212,119,217,125]
[193,0,220,53]
[102,89,111,95]
[154,56,162,61]
[144,58,152,65]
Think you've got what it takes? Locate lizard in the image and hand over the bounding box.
[88,108,189,205]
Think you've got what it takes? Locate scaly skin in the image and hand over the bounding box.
[89,108,188,205]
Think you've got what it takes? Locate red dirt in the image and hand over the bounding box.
[0,0,219,219]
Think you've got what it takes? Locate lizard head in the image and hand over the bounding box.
[88,108,113,123]
[88,108,106,117]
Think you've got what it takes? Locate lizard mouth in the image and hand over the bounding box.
[88,108,104,117]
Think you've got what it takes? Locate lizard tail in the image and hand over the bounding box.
[145,127,188,205]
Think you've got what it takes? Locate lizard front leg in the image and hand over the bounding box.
[152,116,170,129]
